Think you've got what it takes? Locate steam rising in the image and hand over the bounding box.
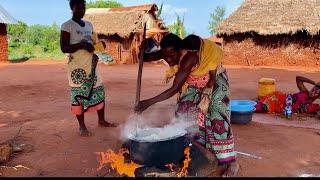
[119,113,198,142]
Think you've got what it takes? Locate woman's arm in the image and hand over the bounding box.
[135,52,198,113]
[60,30,94,53]
[296,76,316,92]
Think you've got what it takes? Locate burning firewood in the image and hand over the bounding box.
[96,148,142,177]
[135,166,177,177]
[144,172,177,177]
[165,146,192,177]
[96,146,193,177]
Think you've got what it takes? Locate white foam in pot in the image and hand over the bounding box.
[129,127,187,142]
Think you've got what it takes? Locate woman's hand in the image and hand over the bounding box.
[81,42,95,53]
[198,87,213,113]
[198,94,210,113]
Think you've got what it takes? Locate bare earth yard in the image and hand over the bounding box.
[0,61,319,177]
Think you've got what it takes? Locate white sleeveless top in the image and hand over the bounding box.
[61,19,94,45]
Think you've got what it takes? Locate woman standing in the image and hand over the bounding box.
[60,0,116,137]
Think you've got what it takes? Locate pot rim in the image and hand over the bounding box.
[128,131,187,143]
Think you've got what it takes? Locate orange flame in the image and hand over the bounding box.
[97,147,192,177]
[96,148,142,177]
[166,146,192,177]
[177,146,191,177]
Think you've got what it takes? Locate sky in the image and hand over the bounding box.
[0,0,244,37]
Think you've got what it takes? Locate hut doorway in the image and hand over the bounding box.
[119,38,132,64]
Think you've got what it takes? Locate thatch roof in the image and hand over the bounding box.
[84,4,167,38]
[217,0,320,36]
[107,4,158,13]
[0,4,17,24]
[85,10,147,38]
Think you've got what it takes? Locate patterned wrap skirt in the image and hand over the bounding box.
[68,50,105,115]
[175,68,236,166]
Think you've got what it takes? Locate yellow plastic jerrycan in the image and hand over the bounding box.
[258,78,276,100]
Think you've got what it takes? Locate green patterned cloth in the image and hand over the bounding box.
[69,52,105,114]
[176,69,236,166]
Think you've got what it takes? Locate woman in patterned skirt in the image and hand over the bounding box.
[60,0,116,136]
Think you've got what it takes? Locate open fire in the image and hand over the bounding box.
[166,146,191,177]
[96,146,192,177]
[96,148,142,177]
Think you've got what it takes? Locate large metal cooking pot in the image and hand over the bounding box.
[127,128,190,168]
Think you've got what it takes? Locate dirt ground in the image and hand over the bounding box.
[0,61,319,177]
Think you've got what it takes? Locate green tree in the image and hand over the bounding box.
[7,21,28,46]
[208,6,226,35]
[42,23,61,52]
[168,14,187,39]
[156,2,163,19]
[8,22,63,60]
[86,0,123,8]
[24,23,61,52]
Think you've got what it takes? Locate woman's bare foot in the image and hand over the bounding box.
[79,128,92,137]
[221,162,239,177]
[98,121,118,127]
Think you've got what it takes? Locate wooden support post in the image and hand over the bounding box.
[135,22,147,106]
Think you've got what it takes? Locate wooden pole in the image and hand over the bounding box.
[135,22,147,106]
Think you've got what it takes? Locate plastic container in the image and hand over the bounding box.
[230,100,257,112]
[258,78,276,100]
[231,111,253,124]
[284,94,293,120]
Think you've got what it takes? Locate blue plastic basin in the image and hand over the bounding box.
[230,100,257,112]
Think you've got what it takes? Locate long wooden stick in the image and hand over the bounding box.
[235,151,262,159]
[135,22,147,106]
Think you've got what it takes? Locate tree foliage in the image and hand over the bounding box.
[7,22,64,60]
[167,14,187,39]
[208,6,226,35]
[7,21,28,46]
[86,0,123,9]
[156,2,163,19]
[25,23,60,52]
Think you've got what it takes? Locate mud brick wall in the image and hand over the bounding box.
[0,23,8,62]
[222,39,320,67]
[103,39,120,63]
[220,33,320,67]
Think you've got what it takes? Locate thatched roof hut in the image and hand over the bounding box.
[84,4,168,64]
[0,4,17,62]
[86,10,148,38]
[217,0,320,36]
[216,0,320,67]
